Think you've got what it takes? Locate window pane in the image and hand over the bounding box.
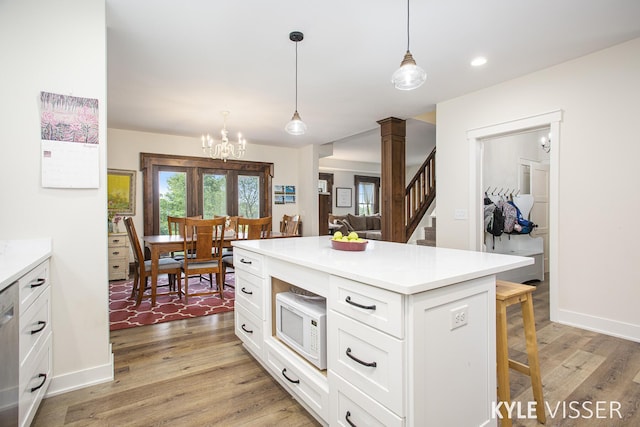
[203,173,227,218]
[358,182,375,215]
[238,175,260,218]
[158,171,186,234]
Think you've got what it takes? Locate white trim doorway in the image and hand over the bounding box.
[467,110,562,321]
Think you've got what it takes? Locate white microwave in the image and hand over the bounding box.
[275,291,327,370]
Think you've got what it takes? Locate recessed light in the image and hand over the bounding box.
[471,56,487,67]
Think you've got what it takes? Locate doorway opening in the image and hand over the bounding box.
[467,110,562,321]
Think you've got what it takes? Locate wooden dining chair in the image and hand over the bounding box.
[222,216,272,284]
[123,217,182,306]
[280,214,300,235]
[177,216,226,303]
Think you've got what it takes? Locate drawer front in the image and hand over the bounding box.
[264,340,329,421]
[19,286,51,365]
[108,234,129,248]
[108,246,128,259]
[235,270,263,319]
[233,248,264,278]
[19,333,52,427]
[329,311,405,415]
[235,305,263,357]
[108,260,129,281]
[18,260,49,313]
[330,373,404,427]
[329,275,404,338]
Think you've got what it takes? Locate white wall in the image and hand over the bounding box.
[0,0,113,394]
[107,128,309,235]
[437,38,640,341]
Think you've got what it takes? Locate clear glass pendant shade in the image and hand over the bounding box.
[392,51,426,91]
[285,110,307,135]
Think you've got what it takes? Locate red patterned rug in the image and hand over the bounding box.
[109,274,235,331]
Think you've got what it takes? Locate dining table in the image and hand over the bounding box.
[142,230,297,303]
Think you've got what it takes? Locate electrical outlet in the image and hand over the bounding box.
[450,305,469,330]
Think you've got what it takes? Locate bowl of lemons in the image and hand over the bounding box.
[330,231,368,251]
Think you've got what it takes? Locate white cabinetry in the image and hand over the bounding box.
[18,259,52,427]
[107,232,129,281]
[232,236,530,426]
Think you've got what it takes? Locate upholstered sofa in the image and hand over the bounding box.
[328,213,382,240]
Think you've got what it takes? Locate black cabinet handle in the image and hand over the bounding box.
[112,251,120,255]
[345,296,376,310]
[281,368,300,384]
[345,411,356,427]
[346,347,377,367]
[241,287,253,295]
[240,258,252,265]
[30,373,47,392]
[113,239,121,243]
[241,324,253,334]
[31,320,47,335]
[30,278,46,288]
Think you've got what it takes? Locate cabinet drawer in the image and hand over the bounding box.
[235,305,263,357]
[109,260,129,281]
[18,260,49,313]
[329,275,404,338]
[330,372,404,427]
[329,311,405,416]
[233,248,264,278]
[108,246,128,259]
[19,333,52,427]
[264,340,329,421]
[235,270,263,319]
[108,234,129,247]
[19,286,51,365]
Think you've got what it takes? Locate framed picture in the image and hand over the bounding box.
[336,187,352,208]
[107,169,136,215]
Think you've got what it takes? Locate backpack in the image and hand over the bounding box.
[510,201,536,234]
[502,202,518,233]
[487,204,504,237]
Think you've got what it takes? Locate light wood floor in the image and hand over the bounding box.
[33,278,640,426]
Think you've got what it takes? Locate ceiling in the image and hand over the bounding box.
[106,0,640,163]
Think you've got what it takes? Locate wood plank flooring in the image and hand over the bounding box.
[33,278,640,426]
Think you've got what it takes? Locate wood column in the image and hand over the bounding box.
[378,117,406,242]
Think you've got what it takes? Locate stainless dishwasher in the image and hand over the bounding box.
[0,281,18,427]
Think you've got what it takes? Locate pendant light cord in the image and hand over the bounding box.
[406,0,410,52]
[295,41,299,111]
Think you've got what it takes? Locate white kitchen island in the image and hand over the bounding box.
[232,236,532,427]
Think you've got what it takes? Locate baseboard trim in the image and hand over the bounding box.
[45,349,114,397]
[557,309,640,343]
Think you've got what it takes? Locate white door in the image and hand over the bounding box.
[529,161,550,272]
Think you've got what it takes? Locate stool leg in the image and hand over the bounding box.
[496,301,512,427]
[521,296,546,424]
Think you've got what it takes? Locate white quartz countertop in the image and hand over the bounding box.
[233,236,533,294]
[0,239,52,292]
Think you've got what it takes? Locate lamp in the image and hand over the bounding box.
[540,133,551,153]
[285,31,307,135]
[391,0,426,90]
[201,111,246,162]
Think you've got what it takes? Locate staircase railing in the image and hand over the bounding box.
[405,147,436,240]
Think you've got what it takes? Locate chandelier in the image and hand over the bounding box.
[201,111,246,162]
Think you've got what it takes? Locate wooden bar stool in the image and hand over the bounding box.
[496,280,546,426]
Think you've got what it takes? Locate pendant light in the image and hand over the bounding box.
[285,31,307,135]
[391,0,426,90]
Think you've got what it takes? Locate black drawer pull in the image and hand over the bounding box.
[240,258,252,265]
[241,287,253,295]
[241,324,253,334]
[345,296,376,310]
[30,278,46,288]
[30,373,47,392]
[345,411,356,427]
[346,347,377,367]
[112,251,120,255]
[113,239,121,243]
[281,368,300,384]
[31,320,47,335]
